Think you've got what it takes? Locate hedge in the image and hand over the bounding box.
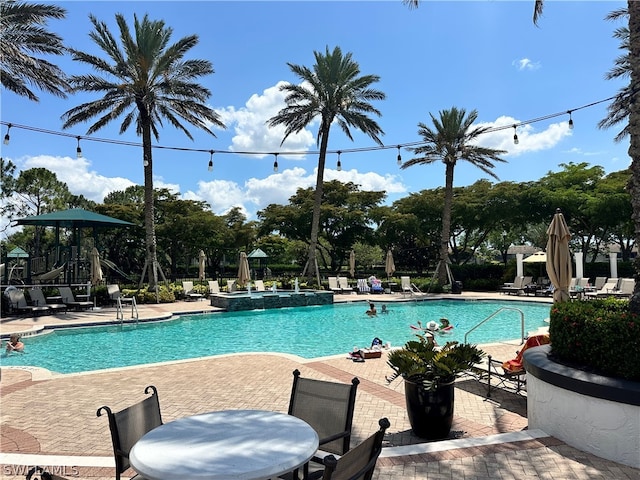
[549,298,640,381]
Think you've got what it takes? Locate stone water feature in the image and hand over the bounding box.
[210,289,334,311]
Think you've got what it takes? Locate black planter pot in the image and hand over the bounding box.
[404,378,455,440]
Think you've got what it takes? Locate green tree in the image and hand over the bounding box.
[268,46,385,285]
[402,107,506,283]
[61,13,225,294]
[0,0,68,101]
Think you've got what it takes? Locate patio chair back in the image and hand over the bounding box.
[288,369,359,456]
[320,417,390,480]
[254,280,265,291]
[356,279,370,294]
[208,280,220,294]
[338,277,351,292]
[97,385,163,480]
[328,277,341,292]
[594,276,607,290]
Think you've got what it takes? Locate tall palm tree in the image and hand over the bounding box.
[268,46,385,286]
[61,13,225,293]
[0,0,68,101]
[402,107,506,284]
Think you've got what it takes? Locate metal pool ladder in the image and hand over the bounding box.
[115,296,139,322]
[464,307,525,344]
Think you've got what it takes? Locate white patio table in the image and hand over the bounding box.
[129,409,319,480]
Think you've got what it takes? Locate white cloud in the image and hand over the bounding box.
[21,154,134,202]
[513,58,541,71]
[217,81,316,159]
[183,166,407,219]
[475,116,572,157]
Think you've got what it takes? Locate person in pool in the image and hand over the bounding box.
[381,304,389,314]
[5,334,24,353]
[366,302,377,316]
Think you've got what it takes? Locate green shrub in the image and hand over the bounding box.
[135,285,176,304]
[549,299,640,381]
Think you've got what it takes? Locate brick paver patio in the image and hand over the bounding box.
[1,292,638,479]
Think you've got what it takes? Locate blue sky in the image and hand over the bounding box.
[1,1,629,235]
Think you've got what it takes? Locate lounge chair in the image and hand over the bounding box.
[486,334,550,397]
[356,278,370,294]
[254,280,265,291]
[501,276,532,296]
[611,278,634,298]
[227,279,237,292]
[584,278,619,299]
[594,276,607,290]
[5,288,50,315]
[208,280,220,294]
[500,276,523,294]
[338,276,355,294]
[182,281,203,301]
[369,276,384,294]
[28,288,67,314]
[328,277,341,293]
[287,369,359,478]
[58,287,93,311]
[107,284,134,306]
[97,385,163,480]
[312,417,391,480]
[401,276,413,296]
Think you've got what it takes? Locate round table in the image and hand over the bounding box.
[129,409,319,480]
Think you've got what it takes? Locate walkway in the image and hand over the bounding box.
[1,292,638,479]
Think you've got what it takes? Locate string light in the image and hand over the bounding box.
[336,150,342,171]
[3,124,11,145]
[513,125,519,145]
[208,150,214,171]
[0,94,617,169]
[76,136,82,158]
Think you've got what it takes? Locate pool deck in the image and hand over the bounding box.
[1,291,638,479]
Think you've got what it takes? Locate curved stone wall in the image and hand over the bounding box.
[523,345,640,468]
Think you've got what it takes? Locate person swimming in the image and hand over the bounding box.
[5,334,24,353]
[381,304,389,314]
[366,302,377,316]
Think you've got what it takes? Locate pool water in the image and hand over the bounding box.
[0,300,550,374]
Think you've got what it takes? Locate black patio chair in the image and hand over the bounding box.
[97,385,163,480]
[286,369,359,479]
[314,417,390,480]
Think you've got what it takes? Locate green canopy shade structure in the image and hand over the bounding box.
[12,208,135,284]
[247,248,269,279]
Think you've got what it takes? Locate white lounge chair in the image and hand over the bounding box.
[107,284,134,305]
[182,281,203,301]
[254,280,265,291]
[208,280,220,294]
[357,279,370,294]
[401,276,413,296]
[584,278,619,299]
[611,278,634,298]
[328,277,341,293]
[338,277,354,294]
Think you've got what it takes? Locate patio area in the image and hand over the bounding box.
[1,292,638,479]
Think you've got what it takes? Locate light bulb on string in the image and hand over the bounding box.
[76,136,82,158]
[3,124,11,145]
[336,150,342,171]
[396,145,402,165]
[513,125,519,145]
[568,111,574,130]
[208,150,214,171]
[273,153,279,173]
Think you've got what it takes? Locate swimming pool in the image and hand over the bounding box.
[0,300,551,374]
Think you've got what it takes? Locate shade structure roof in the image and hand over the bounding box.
[14,208,134,228]
[7,247,29,258]
[247,248,268,259]
[523,251,547,263]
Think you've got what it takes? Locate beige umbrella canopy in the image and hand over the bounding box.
[349,250,355,278]
[523,251,547,263]
[385,250,396,279]
[198,250,206,281]
[546,210,572,303]
[237,252,250,287]
[90,247,103,285]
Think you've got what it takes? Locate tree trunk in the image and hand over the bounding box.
[628,0,640,313]
[438,160,455,284]
[141,116,159,296]
[307,122,331,287]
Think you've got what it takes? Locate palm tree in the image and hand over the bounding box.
[0,0,68,101]
[61,13,225,293]
[268,46,385,286]
[402,107,506,285]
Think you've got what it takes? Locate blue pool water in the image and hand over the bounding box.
[0,300,550,374]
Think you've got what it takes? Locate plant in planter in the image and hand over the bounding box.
[387,329,484,439]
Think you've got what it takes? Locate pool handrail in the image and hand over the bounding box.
[464,307,525,344]
[116,295,139,321]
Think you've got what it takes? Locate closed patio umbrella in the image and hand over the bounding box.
[546,209,572,303]
[349,250,355,278]
[90,247,103,285]
[237,252,250,287]
[198,250,206,281]
[385,250,395,279]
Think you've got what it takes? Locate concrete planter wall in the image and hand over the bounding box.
[523,345,640,468]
